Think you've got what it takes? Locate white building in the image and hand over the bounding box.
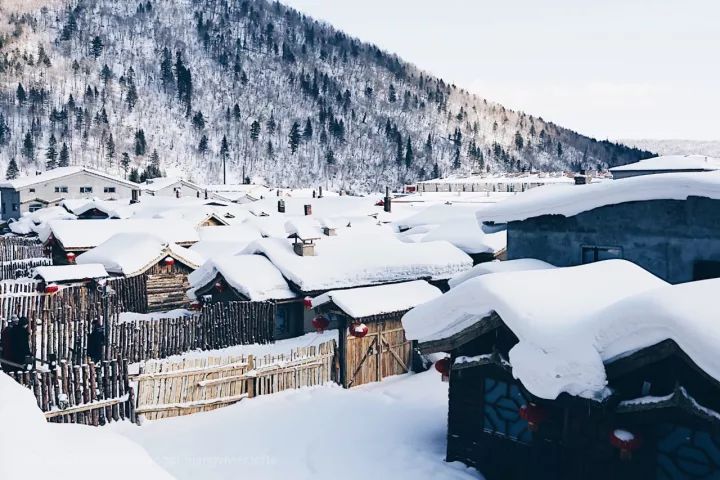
[142,177,205,198]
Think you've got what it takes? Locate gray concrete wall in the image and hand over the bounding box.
[506,197,720,283]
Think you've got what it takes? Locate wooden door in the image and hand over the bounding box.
[343,318,412,388]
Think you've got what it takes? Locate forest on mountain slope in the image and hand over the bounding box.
[0,0,653,192]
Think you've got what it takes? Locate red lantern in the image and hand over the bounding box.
[214,281,224,292]
[311,315,330,333]
[435,357,451,376]
[66,252,76,263]
[164,257,175,266]
[610,429,642,461]
[519,404,548,432]
[45,284,59,294]
[303,296,313,310]
[349,322,368,338]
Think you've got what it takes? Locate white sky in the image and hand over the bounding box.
[281,0,720,141]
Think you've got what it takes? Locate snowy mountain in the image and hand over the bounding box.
[0,0,653,193]
[619,139,720,159]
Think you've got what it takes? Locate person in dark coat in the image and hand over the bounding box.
[0,316,17,373]
[1,315,30,372]
[87,320,105,363]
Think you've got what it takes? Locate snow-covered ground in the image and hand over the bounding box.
[111,370,482,480]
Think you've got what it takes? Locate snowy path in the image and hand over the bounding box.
[112,370,482,480]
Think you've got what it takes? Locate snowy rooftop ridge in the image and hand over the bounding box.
[312,280,442,319]
[448,258,556,289]
[477,170,720,224]
[32,264,108,283]
[0,166,142,190]
[609,154,720,172]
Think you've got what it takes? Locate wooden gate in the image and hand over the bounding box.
[342,318,412,388]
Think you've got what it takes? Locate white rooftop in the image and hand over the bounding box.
[0,166,141,190]
[448,258,556,289]
[45,219,199,250]
[32,264,108,283]
[610,154,720,172]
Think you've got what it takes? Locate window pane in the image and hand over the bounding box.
[483,377,532,443]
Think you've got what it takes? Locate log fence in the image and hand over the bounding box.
[0,236,48,263]
[0,257,53,280]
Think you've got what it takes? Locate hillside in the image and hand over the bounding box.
[620,139,720,159]
[0,0,653,193]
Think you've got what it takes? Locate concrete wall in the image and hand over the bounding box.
[506,197,720,283]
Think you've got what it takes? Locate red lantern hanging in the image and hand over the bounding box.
[435,357,451,377]
[519,404,549,432]
[66,252,76,263]
[214,281,224,292]
[44,283,59,294]
[164,257,175,266]
[348,322,368,338]
[311,315,330,333]
[610,429,642,461]
[303,296,313,310]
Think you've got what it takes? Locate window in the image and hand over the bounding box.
[29,188,35,193]
[693,261,720,281]
[482,377,532,443]
[657,423,720,479]
[80,186,93,193]
[54,186,68,193]
[12,204,18,211]
[29,204,43,212]
[103,187,116,193]
[581,245,623,264]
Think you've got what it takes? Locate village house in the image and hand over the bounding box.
[0,167,142,220]
[609,154,720,180]
[479,171,720,283]
[311,280,441,388]
[403,260,720,480]
[77,233,202,312]
[142,177,205,198]
[416,172,580,194]
[32,263,108,288]
[43,218,199,265]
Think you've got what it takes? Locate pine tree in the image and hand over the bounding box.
[557,142,563,158]
[288,122,301,154]
[22,132,34,160]
[325,149,336,165]
[250,120,260,141]
[424,134,433,153]
[120,152,130,178]
[58,143,70,167]
[302,118,313,142]
[266,113,276,134]
[432,163,440,179]
[514,131,524,150]
[198,135,209,154]
[45,134,57,169]
[146,149,161,178]
[126,79,138,110]
[395,137,403,166]
[266,140,274,158]
[134,129,147,156]
[100,64,113,84]
[90,36,103,58]
[160,47,175,92]
[388,84,397,103]
[192,111,206,130]
[404,138,413,168]
[106,133,115,164]
[233,104,241,121]
[219,136,229,183]
[5,158,19,180]
[16,84,26,105]
[128,168,140,183]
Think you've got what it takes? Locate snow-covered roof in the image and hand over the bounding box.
[478,171,720,224]
[143,177,203,192]
[610,154,720,172]
[285,218,322,240]
[45,219,199,249]
[198,224,262,243]
[420,172,576,185]
[8,207,76,235]
[312,280,442,319]
[32,264,108,283]
[241,234,471,293]
[188,254,296,301]
[76,233,202,276]
[448,259,556,289]
[0,166,141,190]
[403,260,668,399]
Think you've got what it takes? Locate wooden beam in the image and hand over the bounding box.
[417,312,502,354]
[135,393,249,414]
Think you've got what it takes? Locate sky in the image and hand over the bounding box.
[281,0,719,141]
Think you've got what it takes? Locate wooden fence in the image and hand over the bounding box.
[111,301,276,363]
[10,358,135,425]
[133,339,336,420]
[0,236,48,262]
[0,257,53,280]
[109,275,148,314]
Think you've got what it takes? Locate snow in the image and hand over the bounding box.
[76,233,202,276]
[32,264,108,283]
[111,370,480,480]
[448,259,556,289]
[312,280,442,318]
[119,309,193,324]
[188,255,296,301]
[241,234,472,292]
[45,218,199,248]
[198,224,263,243]
[8,206,76,235]
[402,260,668,400]
[421,172,576,185]
[609,154,720,172]
[478,171,720,224]
[0,166,140,190]
[613,429,635,442]
[0,373,173,480]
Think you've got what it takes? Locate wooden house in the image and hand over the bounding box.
[77,233,202,312]
[312,280,441,388]
[403,260,720,480]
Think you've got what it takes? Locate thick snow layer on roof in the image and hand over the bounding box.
[189,241,252,262]
[403,260,668,399]
[9,207,76,235]
[421,172,576,185]
[197,224,262,243]
[77,233,201,276]
[242,233,471,292]
[33,264,108,282]
[0,373,173,480]
[610,154,720,172]
[188,254,296,301]
[478,171,720,224]
[285,218,323,240]
[46,218,199,248]
[312,280,441,318]
[0,166,141,190]
[448,259,555,289]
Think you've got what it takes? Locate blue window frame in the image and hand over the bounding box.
[482,377,532,443]
[657,423,720,480]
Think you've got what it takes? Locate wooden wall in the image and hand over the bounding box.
[145,261,194,312]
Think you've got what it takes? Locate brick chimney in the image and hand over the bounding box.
[383,186,391,213]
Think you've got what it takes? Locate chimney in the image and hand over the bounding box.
[312,190,317,198]
[304,204,312,216]
[204,189,208,199]
[130,189,140,204]
[574,170,591,185]
[175,189,180,199]
[323,226,336,236]
[318,186,323,198]
[383,186,391,213]
[293,241,316,257]
[278,199,286,213]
